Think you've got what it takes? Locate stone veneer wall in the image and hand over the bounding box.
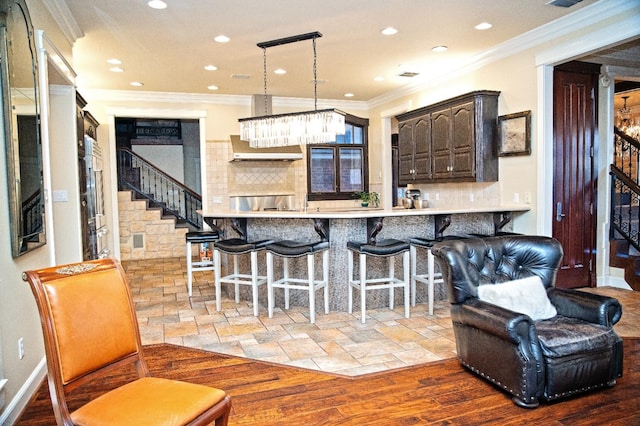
[118,191,188,260]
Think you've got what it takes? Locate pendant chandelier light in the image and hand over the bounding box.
[239,31,346,148]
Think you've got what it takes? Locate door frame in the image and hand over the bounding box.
[104,107,207,259]
[535,11,637,288]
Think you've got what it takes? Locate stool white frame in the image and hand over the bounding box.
[213,248,266,317]
[266,249,329,323]
[410,244,442,315]
[347,249,410,324]
[186,239,216,297]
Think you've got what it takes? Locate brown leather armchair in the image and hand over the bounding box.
[23,258,231,425]
[431,235,623,408]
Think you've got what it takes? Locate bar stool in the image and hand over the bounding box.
[409,235,464,315]
[185,230,219,296]
[347,239,410,324]
[213,238,273,316]
[265,240,330,323]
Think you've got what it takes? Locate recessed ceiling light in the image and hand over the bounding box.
[214,35,230,43]
[109,66,124,73]
[432,45,448,53]
[207,85,219,90]
[374,76,385,82]
[130,81,144,87]
[381,27,398,36]
[475,22,492,30]
[204,65,218,71]
[344,93,354,98]
[107,58,122,65]
[147,0,167,10]
[274,68,287,75]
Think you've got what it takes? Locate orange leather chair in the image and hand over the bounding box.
[23,258,231,425]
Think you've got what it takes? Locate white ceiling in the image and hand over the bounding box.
[55,0,637,103]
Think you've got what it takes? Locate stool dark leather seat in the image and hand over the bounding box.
[213,237,273,316]
[347,238,410,323]
[185,231,219,296]
[409,235,466,315]
[265,240,330,323]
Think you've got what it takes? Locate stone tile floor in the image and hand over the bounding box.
[123,257,640,377]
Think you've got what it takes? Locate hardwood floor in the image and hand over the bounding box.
[16,338,640,425]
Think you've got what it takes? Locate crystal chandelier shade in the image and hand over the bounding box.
[238,31,345,148]
[240,109,345,148]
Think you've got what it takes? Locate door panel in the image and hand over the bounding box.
[552,62,599,288]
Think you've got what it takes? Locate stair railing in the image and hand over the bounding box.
[21,188,42,241]
[117,147,202,229]
[610,127,640,252]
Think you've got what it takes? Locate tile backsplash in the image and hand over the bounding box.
[206,139,501,210]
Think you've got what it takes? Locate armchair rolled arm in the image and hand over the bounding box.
[547,288,622,327]
[452,299,536,344]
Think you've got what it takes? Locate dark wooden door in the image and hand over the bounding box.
[552,61,599,288]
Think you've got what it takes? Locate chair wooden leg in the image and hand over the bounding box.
[388,256,395,310]
[283,258,290,310]
[187,242,194,296]
[360,253,367,324]
[427,248,435,316]
[323,250,329,314]
[214,249,222,311]
[348,250,354,314]
[251,250,259,316]
[410,245,417,306]
[308,253,316,323]
[403,250,410,318]
[267,251,274,318]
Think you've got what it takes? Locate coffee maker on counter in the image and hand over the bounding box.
[402,184,426,209]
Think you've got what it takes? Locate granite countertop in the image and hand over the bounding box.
[200,204,530,219]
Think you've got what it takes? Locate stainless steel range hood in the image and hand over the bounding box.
[229,135,303,161]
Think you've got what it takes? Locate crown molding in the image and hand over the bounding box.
[41,0,84,44]
[368,0,637,109]
[82,89,369,114]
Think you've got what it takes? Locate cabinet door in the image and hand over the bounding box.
[398,120,415,185]
[451,101,474,178]
[413,117,431,180]
[431,107,452,179]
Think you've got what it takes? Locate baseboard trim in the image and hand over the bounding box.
[0,357,46,425]
[598,273,632,290]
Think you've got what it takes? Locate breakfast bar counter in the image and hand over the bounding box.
[200,204,530,313]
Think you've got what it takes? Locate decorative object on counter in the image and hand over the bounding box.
[239,31,346,148]
[498,110,531,156]
[353,191,380,208]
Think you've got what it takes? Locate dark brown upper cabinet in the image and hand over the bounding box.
[396,90,500,185]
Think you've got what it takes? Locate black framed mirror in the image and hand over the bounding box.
[1,0,45,257]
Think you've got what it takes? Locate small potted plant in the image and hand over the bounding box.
[354,191,380,208]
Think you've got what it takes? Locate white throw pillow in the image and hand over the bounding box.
[477,275,557,321]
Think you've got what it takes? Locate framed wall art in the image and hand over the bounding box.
[498,110,531,157]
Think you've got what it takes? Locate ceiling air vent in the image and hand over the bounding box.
[546,0,583,7]
[231,74,251,79]
[398,71,419,78]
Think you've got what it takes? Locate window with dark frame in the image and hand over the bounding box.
[307,114,369,201]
